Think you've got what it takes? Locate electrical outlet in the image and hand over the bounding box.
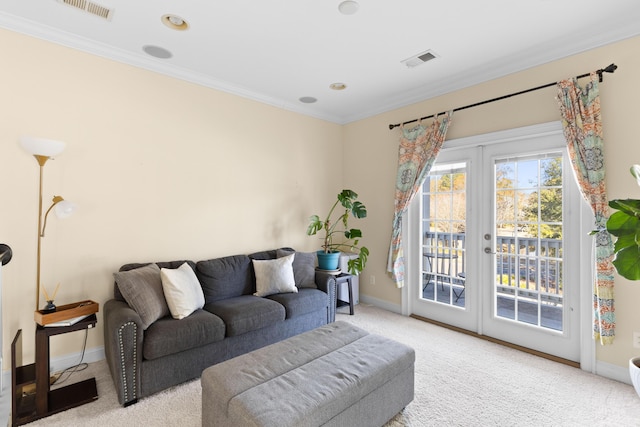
[634,332,640,349]
[370,275,376,285]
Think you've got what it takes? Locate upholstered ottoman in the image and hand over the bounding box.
[201,321,414,427]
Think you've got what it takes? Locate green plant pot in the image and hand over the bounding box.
[316,250,341,271]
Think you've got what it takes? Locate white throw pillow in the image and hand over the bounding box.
[160,262,205,319]
[252,253,298,297]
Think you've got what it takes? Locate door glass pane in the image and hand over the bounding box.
[421,162,467,308]
[494,154,563,331]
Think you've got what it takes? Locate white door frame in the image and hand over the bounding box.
[401,121,595,371]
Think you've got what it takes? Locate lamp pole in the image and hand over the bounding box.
[35,155,48,312]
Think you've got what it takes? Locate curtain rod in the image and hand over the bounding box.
[388,63,618,130]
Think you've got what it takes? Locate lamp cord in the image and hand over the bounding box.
[51,329,89,386]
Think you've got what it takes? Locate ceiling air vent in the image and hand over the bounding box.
[57,0,114,20]
[401,50,438,68]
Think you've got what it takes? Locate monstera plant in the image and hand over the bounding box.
[307,189,369,275]
[606,164,640,280]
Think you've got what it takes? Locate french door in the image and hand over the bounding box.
[407,125,582,362]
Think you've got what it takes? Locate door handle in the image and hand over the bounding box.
[484,247,495,254]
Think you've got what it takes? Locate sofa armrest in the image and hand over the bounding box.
[103,299,144,406]
[315,271,337,323]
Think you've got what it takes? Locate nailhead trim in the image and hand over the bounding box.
[118,322,137,403]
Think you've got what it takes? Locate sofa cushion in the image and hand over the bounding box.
[115,260,195,301]
[143,309,226,360]
[160,262,205,319]
[196,255,253,303]
[266,288,329,319]
[113,263,169,330]
[248,247,297,260]
[248,249,277,260]
[204,296,285,337]
[276,249,317,289]
[252,254,297,297]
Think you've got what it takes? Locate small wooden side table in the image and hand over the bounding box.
[335,273,355,315]
[12,314,98,426]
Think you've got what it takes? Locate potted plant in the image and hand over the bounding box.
[307,189,369,275]
[604,164,640,398]
[605,164,640,280]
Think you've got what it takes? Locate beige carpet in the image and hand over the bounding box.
[25,304,640,426]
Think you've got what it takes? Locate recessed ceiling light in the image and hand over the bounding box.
[162,14,189,30]
[338,1,359,15]
[142,45,173,59]
[299,96,318,104]
[329,82,347,91]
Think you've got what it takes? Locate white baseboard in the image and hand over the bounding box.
[359,294,402,314]
[596,359,632,385]
[48,345,106,374]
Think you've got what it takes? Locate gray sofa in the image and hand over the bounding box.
[103,248,336,406]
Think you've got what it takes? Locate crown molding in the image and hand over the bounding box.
[2,11,639,126]
[342,19,640,124]
[0,12,343,124]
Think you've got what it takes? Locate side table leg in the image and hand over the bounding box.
[35,329,49,415]
[347,277,354,315]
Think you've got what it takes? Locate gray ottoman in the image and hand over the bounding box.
[201,321,414,427]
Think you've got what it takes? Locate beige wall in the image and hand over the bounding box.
[0,28,343,363]
[344,36,640,369]
[2,26,640,372]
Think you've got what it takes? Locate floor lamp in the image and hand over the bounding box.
[20,137,76,312]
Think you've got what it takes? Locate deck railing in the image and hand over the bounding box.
[423,232,563,303]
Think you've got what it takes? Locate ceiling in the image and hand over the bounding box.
[2,1,640,124]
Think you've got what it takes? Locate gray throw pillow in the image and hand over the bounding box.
[114,263,170,329]
[277,249,317,289]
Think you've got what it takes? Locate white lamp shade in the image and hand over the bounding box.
[338,1,359,15]
[54,200,77,219]
[20,137,66,157]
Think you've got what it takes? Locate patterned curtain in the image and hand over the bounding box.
[556,73,615,344]
[387,112,453,288]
